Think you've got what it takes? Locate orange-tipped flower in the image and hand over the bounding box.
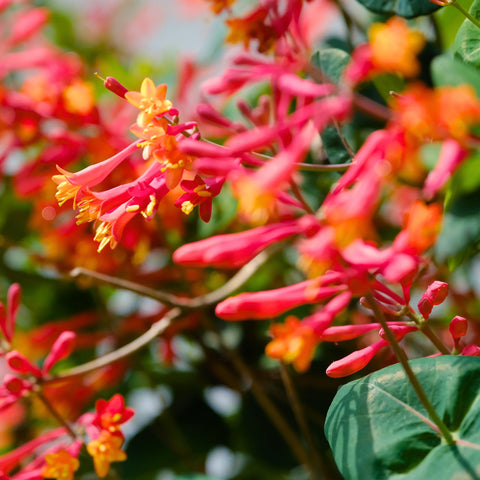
[369,17,425,78]
[41,449,79,480]
[87,431,127,478]
[266,317,318,373]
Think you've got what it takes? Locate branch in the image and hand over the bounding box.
[45,308,181,382]
[70,242,281,309]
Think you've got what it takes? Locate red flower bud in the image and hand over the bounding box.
[42,331,76,375]
[6,351,42,377]
[449,316,468,340]
[326,340,388,378]
[417,281,449,319]
[104,76,128,98]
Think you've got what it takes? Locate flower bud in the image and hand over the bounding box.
[417,281,449,319]
[449,316,467,340]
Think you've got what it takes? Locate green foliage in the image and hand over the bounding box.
[325,356,480,480]
[454,0,480,67]
[354,0,440,18]
[431,53,480,96]
[434,188,480,267]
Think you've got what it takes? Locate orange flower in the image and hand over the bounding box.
[403,200,442,253]
[62,80,94,115]
[225,8,276,53]
[87,431,127,478]
[41,449,79,480]
[391,84,480,143]
[266,316,318,373]
[369,17,425,77]
[206,0,235,14]
[125,78,174,127]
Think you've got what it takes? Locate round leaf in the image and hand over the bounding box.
[325,356,480,479]
[454,0,480,67]
[355,0,440,18]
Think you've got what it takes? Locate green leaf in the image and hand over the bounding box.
[311,48,350,84]
[434,188,480,266]
[454,0,480,68]
[431,53,480,97]
[325,356,480,480]
[354,0,440,18]
[435,0,474,48]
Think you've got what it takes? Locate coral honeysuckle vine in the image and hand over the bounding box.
[3,0,480,479]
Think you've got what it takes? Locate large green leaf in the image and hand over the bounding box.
[434,188,480,266]
[354,0,440,18]
[325,356,480,480]
[431,54,480,97]
[454,0,480,68]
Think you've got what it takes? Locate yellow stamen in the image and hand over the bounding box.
[181,201,194,215]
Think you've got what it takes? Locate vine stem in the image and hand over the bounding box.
[45,308,181,382]
[365,292,456,445]
[224,343,314,472]
[405,309,451,355]
[451,1,480,30]
[36,390,77,440]
[279,364,327,480]
[70,243,280,310]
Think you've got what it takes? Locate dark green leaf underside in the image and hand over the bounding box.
[355,0,440,18]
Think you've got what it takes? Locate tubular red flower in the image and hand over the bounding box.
[423,139,468,200]
[449,316,468,340]
[42,331,76,375]
[320,323,381,342]
[173,215,319,268]
[326,340,388,378]
[417,281,449,320]
[216,278,346,321]
[6,351,42,377]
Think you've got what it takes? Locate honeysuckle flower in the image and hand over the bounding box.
[392,200,442,255]
[42,331,76,375]
[391,84,480,143]
[0,283,20,343]
[6,351,42,378]
[369,17,425,78]
[449,316,468,340]
[0,428,69,475]
[266,316,318,373]
[344,17,425,85]
[216,273,346,321]
[326,340,389,378]
[449,316,468,353]
[206,0,236,14]
[41,449,79,480]
[423,139,468,200]
[173,215,319,268]
[52,141,139,207]
[87,430,127,478]
[125,78,176,127]
[417,281,449,320]
[226,7,276,53]
[174,175,224,222]
[93,394,134,434]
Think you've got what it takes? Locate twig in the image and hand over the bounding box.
[36,390,77,439]
[289,179,315,214]
[298,162,351,172]
[70,243,281,309]
[279,364,328,480]
[45,308,181,382]
[405,309,451,355]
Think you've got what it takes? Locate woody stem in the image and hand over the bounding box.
[36,390,77,440]
[365,292,455,445]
